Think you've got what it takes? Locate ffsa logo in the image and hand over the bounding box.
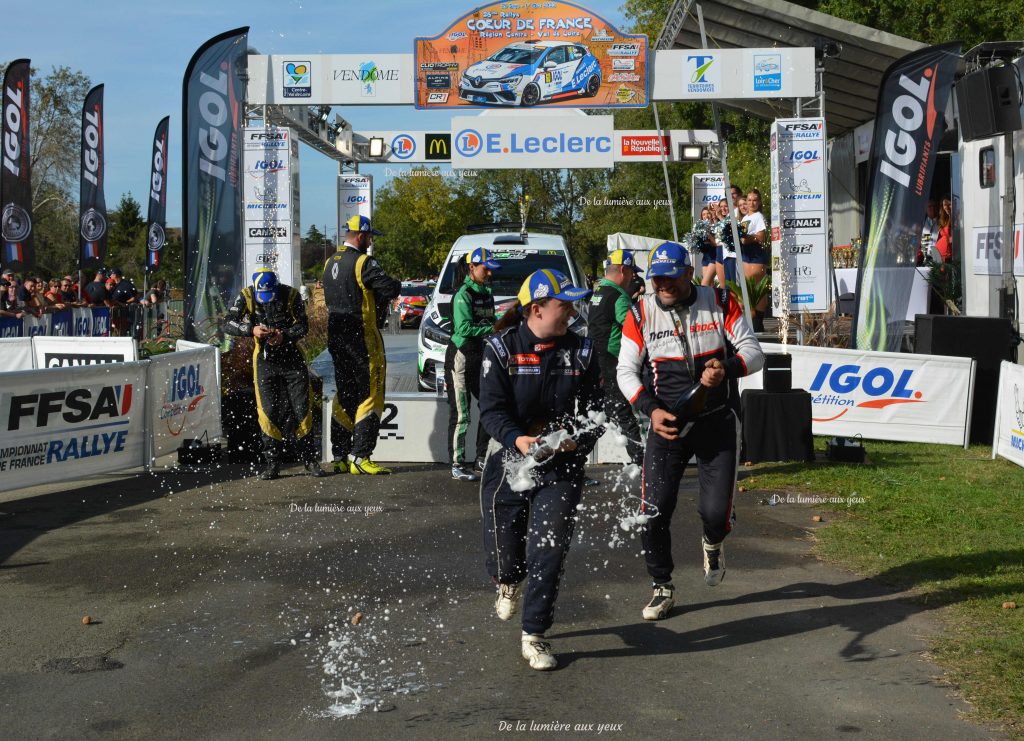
[7,384,133,431]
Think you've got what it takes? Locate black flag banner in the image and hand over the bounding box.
[1,59,34,273]
[852,42,962,352]
[79,83,107,272]
[146,116,170,274]
[182,27,249,342]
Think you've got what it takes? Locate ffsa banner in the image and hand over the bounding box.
[853,42,961,352]
[691,174,725,220]
[2,59,34,273]
[183,27,249,343]
[146,116,170,273]
[80,84,107,271]
[338,175,372,241]
[242,126,300,287]
[414,1,648,110]
[0,362,147,492]
[770,117,831,314]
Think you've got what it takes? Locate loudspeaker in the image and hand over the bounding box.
[763,353,793,393]
[915,315,1014,444]
[956,65,1023,142]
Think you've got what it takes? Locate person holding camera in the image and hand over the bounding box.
[223,268,325,481]
[617,242,763,621]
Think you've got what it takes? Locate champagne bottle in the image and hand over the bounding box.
[670,359,723,421]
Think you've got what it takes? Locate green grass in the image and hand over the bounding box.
[744,439,1024,735]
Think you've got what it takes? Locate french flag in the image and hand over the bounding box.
[146,249,159,272]
[4,243,23,263]
[83,242,100,260]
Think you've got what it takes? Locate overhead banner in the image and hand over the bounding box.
[182,27,249,343]
[247,54,415,105]
[0,362,148,491]
[451,114,613,169]
[2,59,34,274]
[415,1,648,110]
[992,361,1024,468]
[338,175,372,240]
[146,116,170,274]
[770,117,831,313]
[852,42,961,352]
[653,48,815,101]
[739,343,975,446]
[148,345,222,459]
[242,127,300,287]
[79,84,107,272]
[692,173,725,220]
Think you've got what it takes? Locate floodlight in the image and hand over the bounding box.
[679,145,704,161]
[368,137,385,158]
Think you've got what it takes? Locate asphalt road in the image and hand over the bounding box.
[0,331,1002,739]
[0,460,1000,739]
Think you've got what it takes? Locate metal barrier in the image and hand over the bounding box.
[0,302,178,341]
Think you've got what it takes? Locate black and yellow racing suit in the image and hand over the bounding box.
[223,284,316,465]
[321,245,401,460]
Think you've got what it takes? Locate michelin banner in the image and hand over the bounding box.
[415,1,648,109]
[242,126,300,287]
[770,118,831,314]
[739,343,975,446]
[0,362,148,491]
[148,345,222,459]
[992,361,1024,468]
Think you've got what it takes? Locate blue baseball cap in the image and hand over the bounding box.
[466,247,501,270]
[517,269,591,306]
[252,268,278,304]
[604,248,643,275]
[345,214,382,236]
[646,242,691,278]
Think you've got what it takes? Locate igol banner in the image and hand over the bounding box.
[182,27,248,343]
[852,42,961,352]
[2,59,34,273]
[79,84,108,272]
[146,116,169,274]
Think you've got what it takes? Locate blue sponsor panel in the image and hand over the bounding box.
[51,310,73,336]
[791,294,814,304]
[0,316,22,337]
[91,307,111,337]
[73,308,92,337]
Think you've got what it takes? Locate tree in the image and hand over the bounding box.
[107,192,146,279]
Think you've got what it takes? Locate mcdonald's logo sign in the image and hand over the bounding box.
[426,133,451,161]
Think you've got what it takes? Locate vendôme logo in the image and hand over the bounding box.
[808,363,924,421]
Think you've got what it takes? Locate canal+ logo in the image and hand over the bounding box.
[808,363,924,422]
[456,129,483,157]
[391,134,416,160]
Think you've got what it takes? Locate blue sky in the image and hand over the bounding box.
[11,0,631,236]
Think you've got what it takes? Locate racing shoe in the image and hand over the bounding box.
[304,461,326,477]
[257,462,280,481]
[451,464,479,482]
[703,537,726,586]
[494,581,522,621]
[521,633,557,671]
[332,458,349,474]
[642,583,675,620]
[474,457,486,474]
[349,457,391,475]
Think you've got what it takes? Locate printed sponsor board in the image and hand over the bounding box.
[739,343,974,445]
[414,1,648,109]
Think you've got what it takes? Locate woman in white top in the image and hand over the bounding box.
[739,188,769,331]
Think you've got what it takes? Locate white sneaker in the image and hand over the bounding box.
[642,583,675,620]
[703,538,726,586]
[521,633,557,670]
[495,581,521,621]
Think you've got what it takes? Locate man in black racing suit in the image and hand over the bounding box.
[223,268,325,480]
[617,241,763,621]
[321,214,401,475]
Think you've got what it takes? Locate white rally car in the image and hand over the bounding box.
[458,40,602,107]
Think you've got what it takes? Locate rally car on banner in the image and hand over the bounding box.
[458,40,602,107]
